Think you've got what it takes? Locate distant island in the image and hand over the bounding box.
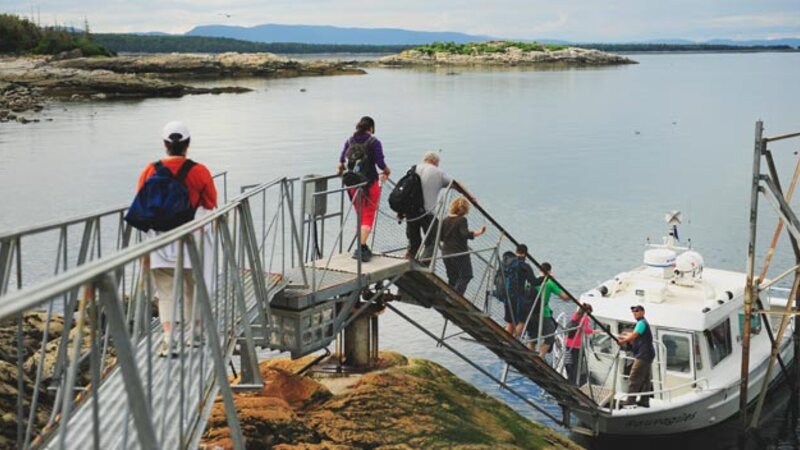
[376,41,637,66]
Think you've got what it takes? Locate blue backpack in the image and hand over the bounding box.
[125,159,198,232]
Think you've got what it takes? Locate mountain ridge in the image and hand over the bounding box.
[181,23,800,48]
[185,23,490,45]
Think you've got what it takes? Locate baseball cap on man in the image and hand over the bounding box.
[630,305,645,312]
[162,121,191,142]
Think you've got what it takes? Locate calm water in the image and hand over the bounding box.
[3,53,800,448]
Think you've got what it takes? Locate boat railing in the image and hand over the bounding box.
[586,339,672,408]
[628,377,714,403]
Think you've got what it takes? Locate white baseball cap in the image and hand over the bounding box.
[162,121,191,142]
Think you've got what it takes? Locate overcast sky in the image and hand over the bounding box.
[3,0,799,42]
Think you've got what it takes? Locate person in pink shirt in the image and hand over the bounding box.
[564,303,594,384]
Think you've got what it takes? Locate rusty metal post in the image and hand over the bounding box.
[741,120,765,426]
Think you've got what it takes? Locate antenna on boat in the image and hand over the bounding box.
[664,210,682,247]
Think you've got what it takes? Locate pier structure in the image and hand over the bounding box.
[0,172,617,449]
[742,121,800,428]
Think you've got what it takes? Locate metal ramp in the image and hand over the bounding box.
[1,173,617,449]
[40,270,279,450]
[394,269,599,414]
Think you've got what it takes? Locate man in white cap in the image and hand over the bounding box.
[134,121,217,357]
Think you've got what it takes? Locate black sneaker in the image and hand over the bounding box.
[360,245,372,262]
[352,245,373,262]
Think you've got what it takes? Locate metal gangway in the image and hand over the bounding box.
[0,172,615,449]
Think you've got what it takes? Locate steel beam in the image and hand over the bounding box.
[185,235,246,450]
[98,275,160,450]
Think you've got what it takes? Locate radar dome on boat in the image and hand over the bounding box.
[675,251,704,274]
[644,248,676,268]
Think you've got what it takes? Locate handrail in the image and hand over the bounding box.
[451,180,618,342]
[0,177,281,320]
[1,174,288,450]
[0,206,127,241]
[0,171,229,242]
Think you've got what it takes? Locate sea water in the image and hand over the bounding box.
[2,52,800,448]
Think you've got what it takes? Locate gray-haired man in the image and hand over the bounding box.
[406,151,475,260]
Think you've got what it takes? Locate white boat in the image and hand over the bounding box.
[566,212,795,435]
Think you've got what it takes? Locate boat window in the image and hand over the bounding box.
[737,312,762,335]
[704,319,732,367]
[663,334,691,373]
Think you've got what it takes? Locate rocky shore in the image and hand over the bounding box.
[202,351,582,449]
[0,312,70,448]
[52,53,366,79]
[0,53,365,124]
[376,45,637,67]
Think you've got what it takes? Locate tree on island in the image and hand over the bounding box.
[0,13,114,56]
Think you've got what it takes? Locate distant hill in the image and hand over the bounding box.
[93,33,411,54]
[185,23,491,45]
[705,38,800,47]
[619,38,800,47]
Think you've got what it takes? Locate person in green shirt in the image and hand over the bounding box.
[528,262,571,357]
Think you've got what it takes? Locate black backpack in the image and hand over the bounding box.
[124,159,198,232]
[342,136,375,187]
[494,252,539,301]
[388,165,425,219]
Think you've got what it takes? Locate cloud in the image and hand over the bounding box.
[705,12,800,28]
[2,0,799,41]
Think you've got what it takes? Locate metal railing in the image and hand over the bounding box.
[0,172,228,296]
[0,175,302,450]
[0,168,618,447]
[581,338,670,407]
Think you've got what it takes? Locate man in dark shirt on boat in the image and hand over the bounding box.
[617,305,655,407]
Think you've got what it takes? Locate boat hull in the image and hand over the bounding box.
[574,337,794,435]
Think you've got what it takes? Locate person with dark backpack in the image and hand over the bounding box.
[495,244,539,338]
[388,165,424,223]
[127,121,217,357]
[393,151,477,261]
[337,116,390,262]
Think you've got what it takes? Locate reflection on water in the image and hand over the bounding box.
[3,53,800,447]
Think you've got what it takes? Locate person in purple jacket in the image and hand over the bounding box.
[336,116,391,262]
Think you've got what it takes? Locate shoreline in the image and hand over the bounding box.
[0,53,364,124]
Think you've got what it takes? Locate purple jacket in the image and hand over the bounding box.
[339,132,386,183]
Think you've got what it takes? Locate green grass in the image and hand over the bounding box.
[415,41,568,56]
